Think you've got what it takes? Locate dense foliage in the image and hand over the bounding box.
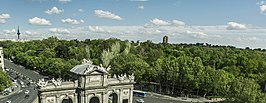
[0,69,12,91]
[0,37,266,102]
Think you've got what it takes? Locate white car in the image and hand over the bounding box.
[136,99,144,103]
[25,90,30,94]
[5,100,11,103]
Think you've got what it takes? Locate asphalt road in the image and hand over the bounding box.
[0,60,39,103]
[0,85,37,103]
[4,59,45,82]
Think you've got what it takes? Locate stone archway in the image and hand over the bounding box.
[62,98,73,103]
[89,97,100,103]
[108,93,118,103]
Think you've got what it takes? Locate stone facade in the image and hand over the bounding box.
[37,59,135,103]
[0,47,4,70]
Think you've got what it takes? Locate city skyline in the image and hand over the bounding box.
[1,0,266,48]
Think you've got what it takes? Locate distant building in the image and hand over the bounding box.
[17,26,21,40]
[163,35,168,44]
[0,47,4,70]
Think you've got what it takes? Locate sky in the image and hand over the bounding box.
[0,0,266,48]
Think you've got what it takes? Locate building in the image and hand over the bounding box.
[0,47,4,71]
[17,26,21,40]
[163,35,168,44]
[37,59,135,103]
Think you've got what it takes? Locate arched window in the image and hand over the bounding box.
[62,98,73,103]
[89,97,100,103]
[108,93,118,103]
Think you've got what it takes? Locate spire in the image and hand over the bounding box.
[17,26,20,40]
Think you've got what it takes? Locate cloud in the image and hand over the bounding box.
[88,26,111,33]
[28,17,52,26]
[0,13,11,24]
[172,20,185,26]
[147,18,186,27]
[49,28,70,34]
[61,18,84,24]
[58,0,71,3]
[24,31,38,35]
[186,30,207,39]
[78,9,83,12]
[3,29,16,34]
[94,10,123,20]
[260,5,266,13]
[150,18,171,26]
[45,7,64,15]
[138,6,144,9]
[226,22,246,30]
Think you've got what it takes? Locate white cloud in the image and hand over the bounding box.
[78,9,83,12]
[0,14,10,19]
[257,1,264,5]
[260,5,266,13]
[3,29,16,34]
[49,28,70,34]
[186,30,207,39]
[61,18,84,24]
[138,6,144,9]
[150,18,171,26]
[147,18,186,27]
[172,20,185,26]
[0,13,11,24]
[28,17,52,26]
[94,10,123,20]
[226,22,246,30]
[88,26,112,33]
[45,7,64,15]
[24,31,38,35]
[58,0,71,3]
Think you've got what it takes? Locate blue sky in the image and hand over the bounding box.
[1,0,266,48]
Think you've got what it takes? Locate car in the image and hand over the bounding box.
[5,100,11,103]
[25,90,30,94]
[5,68,9,72]
[136,99,144,103]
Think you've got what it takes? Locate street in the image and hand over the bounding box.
[0,59,39,103]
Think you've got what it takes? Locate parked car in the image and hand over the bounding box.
[25,90,30,94]
[136,99,144,103]
[5,100,11,103]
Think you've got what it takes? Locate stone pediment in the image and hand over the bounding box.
[70,59,108,75]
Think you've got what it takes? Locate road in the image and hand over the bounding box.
[4,59,45,82]
[0,85,37,103]
[0,59,40,103]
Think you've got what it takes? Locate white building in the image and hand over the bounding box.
[0,47,4,70]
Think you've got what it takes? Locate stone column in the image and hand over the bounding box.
[56,95,60,103]
[119,88,123,103]
[40,95,46,103]
[129,87,133,103]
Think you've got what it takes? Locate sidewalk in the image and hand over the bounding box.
[0,82,21,99]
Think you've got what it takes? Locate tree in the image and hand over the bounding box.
[55,44,71,59]
[0,69,12,91]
